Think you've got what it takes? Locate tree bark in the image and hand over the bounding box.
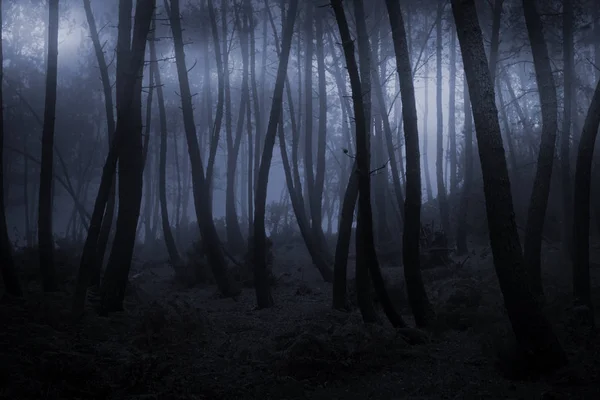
[0,0,22,296]
[253,0,300,309]
[167,0,237,297]
[572,73,600,323]
[73,0,155,318]
[38,0,60,292]
[386,0,435,328]
[522,0,559,300]
[332,0,406,328]
[452,0,567,373]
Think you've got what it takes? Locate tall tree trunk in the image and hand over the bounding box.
[448,24,457,196]
[38,0,59,292]
[150,19,181,267]
[522,0,559,300]
[456,74,473,256]
[205,0,224,203]
[167,0,236,297]
[253,0,299,309]
[303,0,315,229]
[0,0,22,296]
[452,0,567,373]
[435,2,450,239]
[572,75,600,323]
[100,0,148,313]
[225,5,247,254]
[73,0,155,318]
[352,0,377,323]
[82,0,117,282]
[313,10,328,250]
[386,0,435,328]
[332,0,406,328]
[423,59,433,202]
[560,0,574,262]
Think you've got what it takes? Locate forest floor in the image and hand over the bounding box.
[1,240,600,400]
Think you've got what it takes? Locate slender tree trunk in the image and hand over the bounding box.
[167,0,236,297]
[38,0,59,292]
[560,0,574,262]
[253,0,300,308]
[100,0,148,313]
[453,0,567,373]
[352,0,378,324]
[448,24,457,196]
[456,75,473,255]
[73,0,154,318]
[423,61,433,202]
[150,19,181,267]
[205,0,224,203]
[332,0,406,328]
[435,2,450,238]
[522,0,559,300]
[571,75,600,324]
[386,0,435,328]
[0,1,22,296]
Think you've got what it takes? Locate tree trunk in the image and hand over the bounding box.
[435,2,450,239]
[73,0,154,318]
[452,0,567,373]
[0,1,22,296]
[386,0,435,328]
[205,0,224,203]
[38,0,59,292]
[100,0,148,313]
[448,24,458,196]
[332,0,406,328]
[253,0,300,309]
[423,57,433,202]
[560,0,574,262]
[572,74,600,323]
[456,74,473,256]
[167,0,236,297]
[522,0,559,300]
[150,19,181,267]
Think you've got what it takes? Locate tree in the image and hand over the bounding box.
[38,0,59,292]
[72,0,155,317]
[100,0,150,313]
[435,2,450,239]
[452,0,567,373]
[522,0,559,300]
[331,0,406,328]
[82,0,117,286]
[572,72,600,325]
[166,0,237,297]
[150,18,181,267]
[253,0,299,309]
[385,0,435,328]
[0,0,23,297]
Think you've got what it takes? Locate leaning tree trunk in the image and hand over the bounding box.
[72,0,155,318]
[456,74,473,255]
[352,0,378,324]
[167,0,236,297]
[435,2,450,239]
[560,0,574,263]
[100,0,148,313]
[82,0,116,283]
[452,0,567,373]
[386,0,435,328]
[0,1,22,296]
[522,0,559,301]
[38,0,59,292]
[253,0,300,309]
[150,18,181,267]
[571,73,600,324]
[332,0,406,328]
